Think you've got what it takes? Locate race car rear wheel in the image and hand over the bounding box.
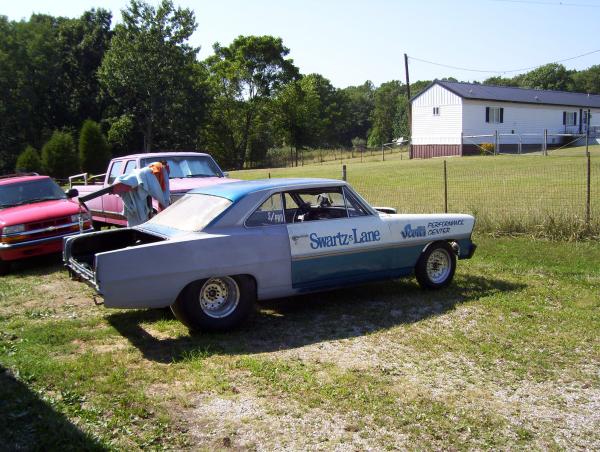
[415,241,456,290]
[171,275,255,331]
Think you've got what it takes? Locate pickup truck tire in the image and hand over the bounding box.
[171,275,255,331]
[415,241,456,290]
[0,258,10,276]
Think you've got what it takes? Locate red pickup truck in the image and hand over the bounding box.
[70,152,236,227]
[0,174,93,274]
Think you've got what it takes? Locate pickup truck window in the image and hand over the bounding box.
[107,161,124,184]
[123,160,137,176]
[140,156,223,179]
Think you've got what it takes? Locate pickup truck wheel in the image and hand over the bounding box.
[0,258,10,276]
[171,275,255,331]
[415,242,456,290]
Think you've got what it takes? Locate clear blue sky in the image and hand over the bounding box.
[3,0,600,88]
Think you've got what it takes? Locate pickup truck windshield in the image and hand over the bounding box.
[140,156,223,179]
[146,194,232,232]
[0,179,66,209]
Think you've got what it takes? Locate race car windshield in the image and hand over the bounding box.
[140,156,223,179]
[0,178,66,209]
[147,194,232,232]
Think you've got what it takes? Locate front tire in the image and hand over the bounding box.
[171,275,255,331]
[415,242,456,290]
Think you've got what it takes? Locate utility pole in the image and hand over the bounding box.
[404,53,412,159]
[404,53,411,136]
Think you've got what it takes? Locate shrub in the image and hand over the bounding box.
[480,142,495,155]
[41,131,79,178]
[79,119,111,174]
[15,146,42,173]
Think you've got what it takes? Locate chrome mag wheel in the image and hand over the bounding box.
[198,276,240,319]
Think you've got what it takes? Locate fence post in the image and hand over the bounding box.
[268,172,271,179]
[518,134,522,154]
[443,160,448,213]
[544,129,548,156]
[382,144,385,161]
[586,109,591,228]
[494,130,499,155]
[342,164,347,181]
[460,132,463,157]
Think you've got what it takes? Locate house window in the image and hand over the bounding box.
[485,107,504,124]
[433,107,440,116]
[563,111,577,126]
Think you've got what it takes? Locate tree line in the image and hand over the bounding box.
[2,0,599,175]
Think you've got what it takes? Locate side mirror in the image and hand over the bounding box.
[66,188,79,198]
[222,172,229,178]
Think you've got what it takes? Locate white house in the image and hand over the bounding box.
[410,80,600,158]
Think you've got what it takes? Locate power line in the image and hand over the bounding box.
[492,0,600,7]
[408,49,600,75]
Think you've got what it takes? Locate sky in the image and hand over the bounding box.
[2,0,600,88]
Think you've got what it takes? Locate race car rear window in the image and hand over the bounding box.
[147,194,231,232]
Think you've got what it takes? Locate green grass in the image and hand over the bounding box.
[1,236,599,449]
[231,144,600,239]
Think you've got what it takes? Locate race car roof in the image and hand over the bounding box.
[189,178,346,202]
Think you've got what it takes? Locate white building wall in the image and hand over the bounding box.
[412,84,462,145]
[462,100,600,145]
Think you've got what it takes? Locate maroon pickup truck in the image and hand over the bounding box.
[70,152,236,228]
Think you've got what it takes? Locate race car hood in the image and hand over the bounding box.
[0,199,83,227]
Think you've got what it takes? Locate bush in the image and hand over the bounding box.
[79,119,111,174]
[15,146,42,173]
[41,131,79,178]
[480,142,495,155]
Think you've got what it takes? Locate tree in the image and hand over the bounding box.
[15,146,42,173]
[519,63,574,91]
[98,0,202,152]
[202,35,299,169]
[79,119,111,173]
[340,81,375,144]
[41,130,78,178]
[572,65,600,95]
[273,76,320,166]
[368,81,403,147]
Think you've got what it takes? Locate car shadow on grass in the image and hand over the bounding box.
[0,366,107,451]
[107,274,524,363]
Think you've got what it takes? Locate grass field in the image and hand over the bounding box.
[1,235,599,450]
[232,145,600,239]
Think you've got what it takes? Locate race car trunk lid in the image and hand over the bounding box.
[64,228,165,291]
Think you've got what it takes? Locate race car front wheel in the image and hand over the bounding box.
[415,241,456,290]
[171,275,255,331]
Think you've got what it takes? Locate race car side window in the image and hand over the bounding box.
[343,187,370,217]
[245,193,285,227]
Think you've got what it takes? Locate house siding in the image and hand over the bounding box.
[410,82,600,158]
[462,101,600,145]
[412,84,462,146]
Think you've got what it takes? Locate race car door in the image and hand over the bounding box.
[285,186,395,290]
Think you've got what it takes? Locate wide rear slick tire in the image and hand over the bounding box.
[415,241,456,290]
[171,275,256,332]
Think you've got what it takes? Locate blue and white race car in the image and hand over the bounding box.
[64,178,476,331]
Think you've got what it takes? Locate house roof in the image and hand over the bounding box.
[413,80,600,109]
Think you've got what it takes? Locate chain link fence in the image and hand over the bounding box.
[237,150,598,239]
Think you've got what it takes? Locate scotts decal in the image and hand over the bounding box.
[402,219,465,239]
[310,229,381,249]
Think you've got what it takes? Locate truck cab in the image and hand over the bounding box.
[71,152,236,228]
